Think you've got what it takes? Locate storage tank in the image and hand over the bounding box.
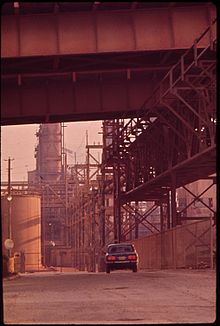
[1,194,41,271]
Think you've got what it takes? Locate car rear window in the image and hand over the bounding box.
[108,245,134,253]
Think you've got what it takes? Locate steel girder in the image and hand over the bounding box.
[122,203,160,236]
[2,5,215,59]
[102,120,163,241]
[177,177,216,224]
[120,19,216,196]
[1,3,216,125]
[101,19,216,237]
[1,72,158,125]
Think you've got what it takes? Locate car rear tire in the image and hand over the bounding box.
[106,266,110,273]
[132,265,137,272]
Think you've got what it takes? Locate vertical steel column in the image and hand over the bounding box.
[112,120,121,243]
[79,218,82,270]
[73,209,76,269]
[129,210,133,240]
[117,166,121,243]
[135,201,139,239]
[160,195,165,269]
[171,173,177,268]
[101,168,106,247]
[86,131,90,190]
[160,201,164,232]
[92,191,96,272]
[76,208,79,269]
[171,173,177,228]
[61,123,65,166]
[210,215,214,269]
[42,187,46,266]
[64,153,68,246]
[46,185,49,265]
[81,214,84,271]
[79,206,82,270]
[113,161,121,242]
[167,191,171,229]
[113,164,117,242]
[73,200,77,268]
[81,218,84,270]
[70,205,73,268]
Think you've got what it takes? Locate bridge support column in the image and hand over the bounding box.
[134,201,139,239]
[167,191,171,229]
[113,161,121,243]
[171,173,177,228]
[160,201,164,232]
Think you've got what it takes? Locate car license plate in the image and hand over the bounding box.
[118,256,126,260]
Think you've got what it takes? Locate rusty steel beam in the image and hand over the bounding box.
[181,183,215,214]
[1,74,155,125]
[103,18,216,206]
[121,145,216,203]
[1,5,216,59]
[123,203,160,234]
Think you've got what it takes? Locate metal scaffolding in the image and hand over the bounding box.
[101,19,216,245]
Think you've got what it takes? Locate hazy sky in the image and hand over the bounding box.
[1,121,102,182]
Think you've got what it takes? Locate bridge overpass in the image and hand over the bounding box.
[1,2,216,125]
[1,2,216,268]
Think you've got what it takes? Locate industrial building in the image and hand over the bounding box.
[1,119,216,271]
[1,2,216,273]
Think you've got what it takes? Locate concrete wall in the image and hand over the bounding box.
[132,219,215,269]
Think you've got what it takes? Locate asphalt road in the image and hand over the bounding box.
[2,269,216,324]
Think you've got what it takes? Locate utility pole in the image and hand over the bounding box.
[5,157,14,196]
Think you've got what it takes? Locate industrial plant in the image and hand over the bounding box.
[1,118,216,273]
[1,2,216,275]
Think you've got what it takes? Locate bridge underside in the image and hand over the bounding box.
[2,68,173,125]
[122,145,216,203]
[1,2,216,125]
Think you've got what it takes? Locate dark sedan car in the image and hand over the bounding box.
[105,243,138,273]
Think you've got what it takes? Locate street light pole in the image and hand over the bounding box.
[5,157,14,258]
[8,198,12,258]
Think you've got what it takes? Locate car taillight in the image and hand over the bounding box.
[107,255,116,261]
[128,255,137,260]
